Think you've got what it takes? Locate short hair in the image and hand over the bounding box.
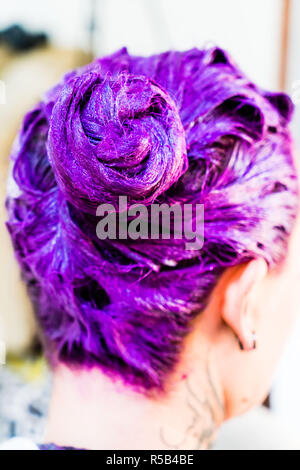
[6,47,298,391]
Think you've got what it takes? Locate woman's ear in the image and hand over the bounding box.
[221,258,268,351]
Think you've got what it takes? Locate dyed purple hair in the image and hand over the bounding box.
[6,47,298,391]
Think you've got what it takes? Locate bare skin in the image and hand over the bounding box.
[45,336,224,450]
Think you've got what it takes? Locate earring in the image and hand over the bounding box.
[238,332,256,351]
[251,331,257,350]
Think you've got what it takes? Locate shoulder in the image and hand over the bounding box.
[0,438,39,450]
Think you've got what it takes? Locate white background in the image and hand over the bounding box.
[0,0,282,90]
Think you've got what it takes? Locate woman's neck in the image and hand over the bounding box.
[44,355,224,451]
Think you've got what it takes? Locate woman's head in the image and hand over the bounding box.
[6,47,299,410]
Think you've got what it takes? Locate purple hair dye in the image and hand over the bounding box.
[6,47,299,391]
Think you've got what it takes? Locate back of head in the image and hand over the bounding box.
[6,47,298,391]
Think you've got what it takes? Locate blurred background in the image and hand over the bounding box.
[0,0,300,450]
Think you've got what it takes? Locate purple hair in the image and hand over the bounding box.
[6,47,298,391]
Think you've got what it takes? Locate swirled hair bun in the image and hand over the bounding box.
[6,47,298,391]
[48,72,187,212]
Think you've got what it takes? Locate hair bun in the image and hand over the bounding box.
[48,71,187,213]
